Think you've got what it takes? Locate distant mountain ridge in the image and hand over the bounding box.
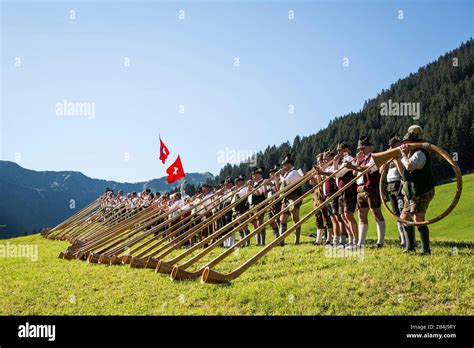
[0,161,213,238]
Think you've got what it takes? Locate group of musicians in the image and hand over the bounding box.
[310,124,434,255]
[97,124,435,256]
[217,124,434,255]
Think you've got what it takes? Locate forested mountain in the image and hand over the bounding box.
[211,39,473,184]
[0,161,212,238]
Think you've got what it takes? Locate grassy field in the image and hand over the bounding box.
[0,174,472,315]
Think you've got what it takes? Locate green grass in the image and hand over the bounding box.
[0,174,472,315]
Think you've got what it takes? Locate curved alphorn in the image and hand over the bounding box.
[377,142,463,226]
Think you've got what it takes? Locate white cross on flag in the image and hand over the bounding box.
[159,136,170,164]
[166,155,185,184]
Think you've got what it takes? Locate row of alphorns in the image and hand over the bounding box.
[42,141,462,283]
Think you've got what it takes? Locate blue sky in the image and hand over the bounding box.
[1,0,472,182]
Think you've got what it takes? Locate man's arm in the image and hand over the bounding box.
[400,144,426,171]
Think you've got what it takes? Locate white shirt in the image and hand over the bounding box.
[191,197,201,215]
[283,168,303,185]
[222,188,235,204]
[409,150,426,170]
[322,165,334,196]
[335,154,354,179]
[170,199,184,218]
[232,186,248,204]
[202,192,214,212]
[387,165,401,183]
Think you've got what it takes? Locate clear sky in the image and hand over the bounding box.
[1,0,472,182]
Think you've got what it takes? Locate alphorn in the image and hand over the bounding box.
[378,142,463,226]
[44,198,101,238]
[201,164,374,284]
[120,183,259,268]
[151,169,320,273]
[60,199,168,259]
[69,202,178,261]
[167,160,340,279]
[99,188,235,266]
[169,167,323,280]
[128,180,290,269]
[45,199,103,240]
[86,187,235,264]
[61,204,162,260]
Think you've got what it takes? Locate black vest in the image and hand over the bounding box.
[403,149,435,199]
[251,179,266,206]
[234,189,248,213]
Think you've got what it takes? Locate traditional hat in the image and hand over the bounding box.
[235,174,246,182]
[201,183,211,189]
[251,167,263,175]
[224,176,234,184]
[336,140,351,151]
[388,132,402,147]
[281,153,293,166]
[357,136,374,149]
[323,149,336,159]
[315,153,325,163]
[404,125,423,141]
[268,164,279,173]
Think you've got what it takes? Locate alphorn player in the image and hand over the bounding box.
[384,133,406,248]
[264,164,282,241]
[232,174,251,247]
[200,184,214,245]
[222,177,237,247]
[275,154,304,245]
[344,136,386,248]
[248,168,267,246]
[309,153,332,245]
[333,141,358,249]
[394,125,435,255]
[314,150,345,246]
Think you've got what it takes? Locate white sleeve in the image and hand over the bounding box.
[335,155,353,177]
[410,150,426,170]
[367,156,378,173]
[285,170,302,184]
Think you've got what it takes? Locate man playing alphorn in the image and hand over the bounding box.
[344,136,386,248]
[275,154,304,245]
[394,125,435,255]
[248,168,267,246]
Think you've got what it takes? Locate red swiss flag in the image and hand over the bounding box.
[159,137,170,164]
[166,155,185,184]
